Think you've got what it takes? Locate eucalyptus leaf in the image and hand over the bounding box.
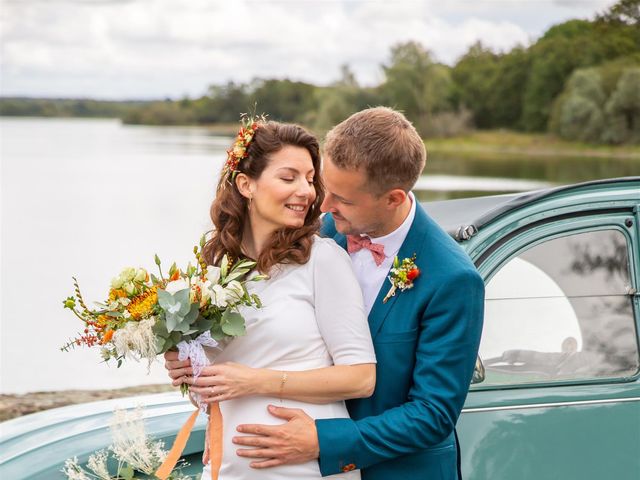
[184,302,200,325]
[152,317,170,338]
[158,288,192,320]
[210,322,225,341]
[168,304,200,334]
[174,288,192,316]
[173,317,194,334]
[221,310,246,337]
[165,312,181,332]
[194,316,214,332]
[163,339,177,352]
[156,288,174,310]
[154,336,167,353]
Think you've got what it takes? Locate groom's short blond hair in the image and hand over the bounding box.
[323,107,426,195]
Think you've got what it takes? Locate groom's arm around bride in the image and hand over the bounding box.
[233,107,484,480]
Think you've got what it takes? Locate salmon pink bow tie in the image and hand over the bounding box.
[347,235,386,266]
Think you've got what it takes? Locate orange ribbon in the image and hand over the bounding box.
[209,403,223,480]
[155,403,223,480]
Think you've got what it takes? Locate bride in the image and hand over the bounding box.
[164,119,376,479]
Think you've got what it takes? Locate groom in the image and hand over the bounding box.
[232,107,485,479]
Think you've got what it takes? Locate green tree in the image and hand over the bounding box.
[451,42,499,128]
[488,47,532,128]
[551,69,606,142]
[522,18,638,131]
[603,68,640,143]
[248,79,318,123]
[194,82,250,124]
[123,99,196,125]
[597,0,640,25]
[382,41,455,135]
[311,65,381,134]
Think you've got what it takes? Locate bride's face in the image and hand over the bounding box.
[247,145,316,232]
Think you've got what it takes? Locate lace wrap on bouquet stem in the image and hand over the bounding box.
[176,331,226,411]
[157,331,228,480]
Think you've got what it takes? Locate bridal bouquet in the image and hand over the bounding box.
[61,236,265,394]
[62,239,266,479]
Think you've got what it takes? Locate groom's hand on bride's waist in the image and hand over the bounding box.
[233,405,319,468]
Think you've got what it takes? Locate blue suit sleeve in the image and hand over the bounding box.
[316,268,485,475]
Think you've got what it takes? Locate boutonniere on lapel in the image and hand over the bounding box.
[383,254,420,303]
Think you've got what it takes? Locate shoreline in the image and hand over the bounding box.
[426,130,640,161]
[2,116,638,160]
[0,384,174,422]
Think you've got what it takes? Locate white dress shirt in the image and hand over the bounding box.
[349,192,416,314]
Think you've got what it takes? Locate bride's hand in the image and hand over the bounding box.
[164,351,193,386]
[186,362,262,403]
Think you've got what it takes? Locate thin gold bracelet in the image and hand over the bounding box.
[279,371,288,401]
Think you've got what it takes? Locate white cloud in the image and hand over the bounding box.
[0,0,617,99]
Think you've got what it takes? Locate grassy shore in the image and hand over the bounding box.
[425,130,640,160]
[0,384,175,422]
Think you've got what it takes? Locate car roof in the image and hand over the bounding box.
[423,176,640,240]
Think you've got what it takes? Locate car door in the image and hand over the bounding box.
[458,210,640,480]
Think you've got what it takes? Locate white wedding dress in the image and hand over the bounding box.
[202,237,376,480]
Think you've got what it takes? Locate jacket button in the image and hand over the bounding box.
[342,463,356,472]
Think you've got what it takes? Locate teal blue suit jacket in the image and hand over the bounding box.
[316,203,484,480]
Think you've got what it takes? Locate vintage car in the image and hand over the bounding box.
[2,176,639,479]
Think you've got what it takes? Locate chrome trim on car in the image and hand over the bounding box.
[462,396,640,413]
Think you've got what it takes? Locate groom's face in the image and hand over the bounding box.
[321,156,389,237]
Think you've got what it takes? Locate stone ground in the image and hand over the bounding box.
[0,384,174,422]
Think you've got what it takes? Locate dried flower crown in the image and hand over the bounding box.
[222,112,268,186]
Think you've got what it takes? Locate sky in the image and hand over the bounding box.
[0,0,619,100]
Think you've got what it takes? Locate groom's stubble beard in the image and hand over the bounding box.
[332,209,389,238]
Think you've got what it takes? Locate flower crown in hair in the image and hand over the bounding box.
[222,112,268,185]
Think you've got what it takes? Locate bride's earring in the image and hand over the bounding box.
[247,196,252,211]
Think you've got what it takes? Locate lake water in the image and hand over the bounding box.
[0,117,635,393]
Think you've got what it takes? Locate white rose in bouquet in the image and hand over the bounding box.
[211,284,228,308]
[164,278,189,295]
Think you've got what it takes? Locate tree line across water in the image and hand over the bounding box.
[1,0,638,144]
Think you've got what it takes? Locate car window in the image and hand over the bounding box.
[479,228,639,387]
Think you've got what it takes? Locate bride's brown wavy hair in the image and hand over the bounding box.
[203,121,324,273]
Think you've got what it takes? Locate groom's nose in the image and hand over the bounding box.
[320,193,334,213]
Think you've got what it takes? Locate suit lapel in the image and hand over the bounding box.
[333,231,348,251]
[367,204,430,339]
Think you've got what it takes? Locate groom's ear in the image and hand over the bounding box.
[384,188,407,209]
